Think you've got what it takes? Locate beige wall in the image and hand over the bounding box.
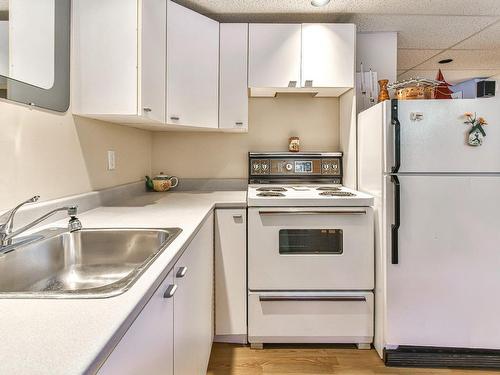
[0,100,152,211]
[152,95,340,179]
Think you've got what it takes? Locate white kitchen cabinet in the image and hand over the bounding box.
[219,24,248,131]
[73,0,221,130]
[99,214,214,375]
[174,213,214,375]
[248,23,355,97]
[72,0,166,123]
[98,270,175,375]
[248,24,302,89]
[167,1,219,129]
[215,209,247,343]
[301,24,355,89]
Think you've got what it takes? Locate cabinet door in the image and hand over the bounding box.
[98,270,175,375]
[166,1,219,128]
[140,0,166,122]
[248,24,301,88]
[219,24,248,130]
[215,209,247,340]
[72,0,138,115]
[301,24,355,88]
[174,214,214,375]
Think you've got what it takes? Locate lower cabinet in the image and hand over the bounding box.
[98,270,175,375]
[99,214,214,375]
[214,209,247,343]
[174,212,214,375]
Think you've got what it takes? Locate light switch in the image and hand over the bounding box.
[107,150,116,171]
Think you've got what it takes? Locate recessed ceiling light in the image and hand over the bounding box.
[311,0,331,7]
[438,58,454,64]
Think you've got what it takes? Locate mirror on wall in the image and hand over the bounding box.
[0,0,69,112]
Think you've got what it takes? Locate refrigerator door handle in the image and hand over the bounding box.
[391,99,401,173]
[391,175,400,264]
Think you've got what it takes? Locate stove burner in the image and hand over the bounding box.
[316,186,341,191]
[319,191,356,197]
[257,187,287,192]
[257,192,286,197]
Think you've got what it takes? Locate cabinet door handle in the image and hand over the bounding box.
[233,215,243,219]
[176,266,188,278]
[235,122,244,126]
[163,284,177,298]
[170,116,180,121]
[288,80,297,88]
[143,107,152,113]
[304,80,313,87]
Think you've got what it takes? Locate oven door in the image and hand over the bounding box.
[248,207,374,290]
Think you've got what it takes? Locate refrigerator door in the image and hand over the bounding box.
[384,99,500,173]
[384,175,500,349]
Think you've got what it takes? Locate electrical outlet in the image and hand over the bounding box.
[107,150,116,171]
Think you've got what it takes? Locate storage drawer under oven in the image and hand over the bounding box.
[248,291,374,344]
[248,207,374,290]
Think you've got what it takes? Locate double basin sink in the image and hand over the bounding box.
[0,228,181,298]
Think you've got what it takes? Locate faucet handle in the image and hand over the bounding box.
[0,196,40,225]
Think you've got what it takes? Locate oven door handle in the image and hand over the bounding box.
[258,210,367,215]
[259,296,367,302]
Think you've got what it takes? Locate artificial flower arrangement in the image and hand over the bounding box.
[464,112,488,146]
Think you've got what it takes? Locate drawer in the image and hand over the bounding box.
[248,291,373,344]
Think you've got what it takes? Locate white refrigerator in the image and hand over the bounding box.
[358,97,500,367]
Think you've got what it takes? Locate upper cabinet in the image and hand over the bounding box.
[248,24,302,89]
[248,23,356,97]
[219,23,249,131]
[301,24,356,89]
[73,0,166,123]
[73,1,353,130]
[73,0,221,130]
[166,1,219,129]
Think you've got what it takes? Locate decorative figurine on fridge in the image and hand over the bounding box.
[463,112,488,146]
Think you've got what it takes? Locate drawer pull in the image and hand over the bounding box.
[143,107,152,112]
[163,284,177,298]
[170,116,180,121]
[235,122,244,126]
[176,266,188,278]
[259,296,366,302]
[259,210,366,216]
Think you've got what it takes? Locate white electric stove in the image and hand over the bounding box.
[248,184,374,207]
[247,152,375,349]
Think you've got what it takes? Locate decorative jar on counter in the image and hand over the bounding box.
[288,137,300,152]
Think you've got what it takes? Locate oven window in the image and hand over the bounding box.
[279,229,343,254]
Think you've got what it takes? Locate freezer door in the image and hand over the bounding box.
[384,99,500,173]
[384,175,500,349]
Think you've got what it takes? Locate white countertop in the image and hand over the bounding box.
[0,191,247,375]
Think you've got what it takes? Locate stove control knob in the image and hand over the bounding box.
[253,163,260,171]
[323,164,330,170]
[262,164,268,171]
[285,163,293,171]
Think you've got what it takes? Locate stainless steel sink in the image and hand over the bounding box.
[0,228,182,298]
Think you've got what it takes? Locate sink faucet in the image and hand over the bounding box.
[0,196,82,250]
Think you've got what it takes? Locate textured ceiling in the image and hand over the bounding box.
[175,0,500,83]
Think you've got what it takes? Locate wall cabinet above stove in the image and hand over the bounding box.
[248,23,355,98]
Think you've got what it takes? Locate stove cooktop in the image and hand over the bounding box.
[247,184,374,207]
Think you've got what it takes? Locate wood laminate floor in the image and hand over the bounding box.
[207,343,497,375]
